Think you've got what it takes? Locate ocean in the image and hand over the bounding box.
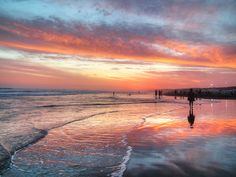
[0,88,236,177]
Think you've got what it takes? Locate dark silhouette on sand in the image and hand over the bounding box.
[155,90,162,99]
[188,89,195,111]
[187,89,195,128]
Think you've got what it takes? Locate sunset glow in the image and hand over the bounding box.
[0,0,235,90]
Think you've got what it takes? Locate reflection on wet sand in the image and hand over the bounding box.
[124,100,236,177]
[187,104,195,128]
[187,110,195,128]
[1,96,236,177]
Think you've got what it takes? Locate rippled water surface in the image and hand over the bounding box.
[0,89,236,177]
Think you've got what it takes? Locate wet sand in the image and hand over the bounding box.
[124,100,236,177]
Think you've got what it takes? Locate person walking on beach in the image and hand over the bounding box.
[188,89,195,110]
[187,89,195,128]
[174,90,177,99]
[155,90,158,99]
[159,90,161,99]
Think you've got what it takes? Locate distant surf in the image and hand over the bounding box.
[0,88,105,97]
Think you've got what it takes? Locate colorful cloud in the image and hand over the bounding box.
[0,0,235,90]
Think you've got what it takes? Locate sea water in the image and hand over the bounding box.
[0,88,236,177]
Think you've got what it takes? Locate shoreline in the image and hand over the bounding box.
[0,98,219,174]
[0,110,128,174]
[0,98,232,175]
[0,129,47,174]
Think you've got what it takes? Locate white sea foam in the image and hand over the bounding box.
[111,135,132,177]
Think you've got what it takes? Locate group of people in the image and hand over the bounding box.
[155,90,162,99]
[154,88,196,128]
[154,88,196,106]
[113,89,196,128]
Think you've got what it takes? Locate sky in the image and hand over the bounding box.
[0,0,235,90]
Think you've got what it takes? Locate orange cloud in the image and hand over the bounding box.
[0,20,235,70]
[155,39,236,68]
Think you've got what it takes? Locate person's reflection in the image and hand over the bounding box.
[187,88,196,128]
[188,108,195,128]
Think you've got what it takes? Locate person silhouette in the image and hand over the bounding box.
[159,90,161,99]
[155,90,158,99]
[188,89,195,111]
[187,90,195,128]
[188,109,195,128]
